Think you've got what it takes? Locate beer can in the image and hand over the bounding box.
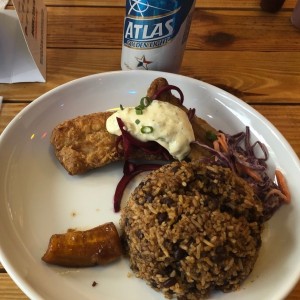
[121,0,196,73]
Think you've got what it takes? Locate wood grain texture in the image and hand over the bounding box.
[0,103,27,134]
[181,51,300,104]
[252,105,300,158]
[1,49,300,104]
[0,273,29,300]
[46,7,300,50]
[8,0,298,9]
[0,275,29,300]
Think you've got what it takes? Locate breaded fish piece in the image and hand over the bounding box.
[51,111,121,175]
[51,78,217,175]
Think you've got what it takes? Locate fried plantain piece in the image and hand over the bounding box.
[50,77,217,175]
[42,222,122,267]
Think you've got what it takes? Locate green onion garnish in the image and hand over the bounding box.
[135,119,140,125]
[140,96,152,108]
[135,97,152,115]
[135,107,143,115]
[141,126,154,134]
[120,104,124,110]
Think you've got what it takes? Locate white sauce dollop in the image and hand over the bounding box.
[106,100,195,160]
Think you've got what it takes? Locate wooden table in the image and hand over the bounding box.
[1,0,300,299]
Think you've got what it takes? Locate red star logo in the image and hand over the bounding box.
[136,55,152,70]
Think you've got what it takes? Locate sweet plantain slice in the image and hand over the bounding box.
[42,222,122,267]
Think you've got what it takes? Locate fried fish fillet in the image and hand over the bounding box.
[50,78,217,175]
[51,111,119,175]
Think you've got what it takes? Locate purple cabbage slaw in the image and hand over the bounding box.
[194,127,289,221]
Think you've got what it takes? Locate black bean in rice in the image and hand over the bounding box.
[120,161,263,299]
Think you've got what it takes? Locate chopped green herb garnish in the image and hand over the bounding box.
[134,96,152,115]
[120,104,124,110]
[140,96,152,108]
[141,126,154,134]
[135,107,143,115]
[135,119,140,125]
[206,131,217,142]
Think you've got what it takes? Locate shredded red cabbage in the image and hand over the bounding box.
[113,117,172,212]
[192,142,235,170]
[193,126,286,221]
[151,84,184,105]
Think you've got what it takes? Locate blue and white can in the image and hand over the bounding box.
[121,0,196,73]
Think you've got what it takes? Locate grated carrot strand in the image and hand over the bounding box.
[217,133,229,153]
[213,140,220,152]
[238,163,262,182]
[275,169,291,204]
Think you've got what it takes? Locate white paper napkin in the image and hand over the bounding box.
[0,10,46,83]
[0,0,9,9]
[0,0,47,83]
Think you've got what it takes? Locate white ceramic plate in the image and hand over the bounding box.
[0,70,300,300]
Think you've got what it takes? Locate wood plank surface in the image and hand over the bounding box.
[0,103,27,133]
[1,49,300,104]
[253,104,300,158]
[0,274,29,300]
[8,0,298,9]
[8,3,299,51]
[46,7,300,50]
